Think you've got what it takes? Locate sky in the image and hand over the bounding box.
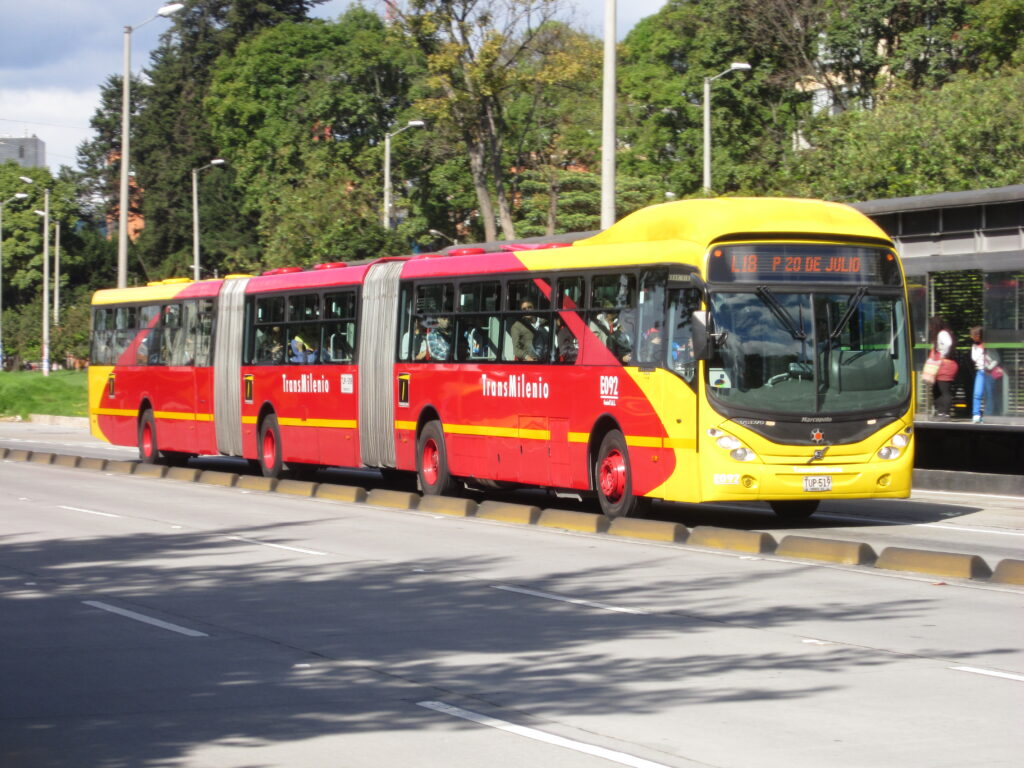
[0,0,668,174]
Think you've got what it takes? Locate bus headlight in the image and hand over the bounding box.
[877,446,900,460]
[730,447,756,462]
[891,433,910,448]
[709,428,757,461]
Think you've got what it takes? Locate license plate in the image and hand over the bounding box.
[803,475,832,492]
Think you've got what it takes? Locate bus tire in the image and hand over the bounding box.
[770,500,819,520]
[417,421,458,496]
[594,429,646,518]
[258,414,284,479]
[138,410,160,464]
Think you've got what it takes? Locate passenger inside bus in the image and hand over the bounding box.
[417,316,451,361]
[290,333,317,364]
[510,301,538,361]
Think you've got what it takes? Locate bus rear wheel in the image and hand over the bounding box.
[258,414,283,479]
[417,421,458,496]
[138,410,160,464]
[770,500,820,520]
[594,429,646,518]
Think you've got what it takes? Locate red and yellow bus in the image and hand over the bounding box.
[89,197,914,518]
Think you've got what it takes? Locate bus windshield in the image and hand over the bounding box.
[705,288,911,416]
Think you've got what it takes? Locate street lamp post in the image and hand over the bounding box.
[118,2,184,289]
[34,189,50,377]
[0,176,33,370]
[600,0,616,229]
[382,120,425,230]
[53,221,61,325]
[428,229,457,246]
[702,62,751,195]
[191,158,226,281]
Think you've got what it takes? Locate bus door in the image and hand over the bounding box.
[358,261,403,468]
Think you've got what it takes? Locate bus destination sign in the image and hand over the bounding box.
[707,244,901,285]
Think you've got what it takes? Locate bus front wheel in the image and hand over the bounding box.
[258,414,283,479]
[595,429,646,518]
[417,421,458,496]
[770,500,819,520]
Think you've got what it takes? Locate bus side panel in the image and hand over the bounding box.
[317,365,360,468]
[147,366,197,454]
[194,366,217,455]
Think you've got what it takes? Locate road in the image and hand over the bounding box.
[1,423,1022,767]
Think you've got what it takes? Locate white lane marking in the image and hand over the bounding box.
[950,666,1024,683]
[801,638,834,645]
[923,524,1024,537]
[223,535,326,556]
[418,701,673,768]
[59,505,120,518]
[82,600,208,637]
[493,585,648,615]
[914,489,1024,502]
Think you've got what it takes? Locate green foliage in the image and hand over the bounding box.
[0,369,88,418]
[773,68,1024,200]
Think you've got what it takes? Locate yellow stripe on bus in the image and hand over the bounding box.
[92,407,136,418]
[278,417,357,430]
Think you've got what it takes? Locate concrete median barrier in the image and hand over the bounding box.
[133,463,167,479]
[538,509,610,533]
[236,475,278,492]
[53,454,80,468]
[366,489,420,510]
[165,467,201,482]
[198,470,238,487]
[688,526,776,554]
[607,518,687,542]
[475,500,541,524]
[776,535,877,565]
[274,479,318,497]
[417,495,477,516]
[105,460,137,474]
[77,457,107,471]
[315,484,367,504]
[876,547,992,580]
[5,449,30,462]
[28,452,54,465]
[991,559,1024,585]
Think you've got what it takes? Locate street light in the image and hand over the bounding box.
[382,120,425,230]
[118,2,184,288]
[0,175,33,370]
[600,0,616,229]
[33,189,50,376]
[191,158,226,281]
[702,62,751,195]
[428,229,457,246]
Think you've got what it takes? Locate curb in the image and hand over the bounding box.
[6,447,1021,587]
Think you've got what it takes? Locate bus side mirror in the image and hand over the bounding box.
[691,310,710,361]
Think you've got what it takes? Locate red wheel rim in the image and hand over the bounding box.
[599,449,626,502]
[422,439,439,486]
[141,422,154,458]
[262,429,276,470]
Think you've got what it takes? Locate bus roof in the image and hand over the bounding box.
[575,197,893,248]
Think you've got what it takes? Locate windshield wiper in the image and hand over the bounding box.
[755,286,806,341]
[830,287,868,341]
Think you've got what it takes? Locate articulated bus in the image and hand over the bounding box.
[89,197,914,519]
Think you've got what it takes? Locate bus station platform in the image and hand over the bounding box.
[914,413,1024,492]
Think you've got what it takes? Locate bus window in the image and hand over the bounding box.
[113,305,137,364]
[195,299,215,366]
[288,324,321,364]
[554,276,584,364]
[414,283,454,362]
[91,307,115,365]
[324,291,356,363]
[137,305,161,366]
[667,284,701,385]
[457,282,501,362]
[590,274,637,364]
[254,325,285,365]
[638,270,668,367]
[169,301,198,366]
[159,303,182,366]
[507,278,552,362]
[289,293,321,322]
[256,296,285,324]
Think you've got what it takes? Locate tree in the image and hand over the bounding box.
[207,9,419,264]
[396,0,572,242]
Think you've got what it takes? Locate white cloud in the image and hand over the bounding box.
[0,88,100,172]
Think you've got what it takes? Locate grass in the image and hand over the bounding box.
[0,369,89,419]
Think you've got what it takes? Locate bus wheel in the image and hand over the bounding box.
[770,500,819,520]
[417,421,458,496]
[138,410,160,464]
[258,414,283,479]
[595,429,644,518]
